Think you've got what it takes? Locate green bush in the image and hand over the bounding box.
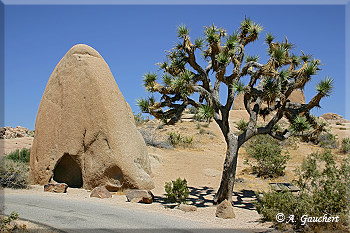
[341,137,350,154]
[0,160,29,189]
[164,178,190,204]
[194,105,213,123]
[235,119,248,132]
[5,148,31,163]
[256,150,350,231]
[168,132,193,147]
[245,135,289,178]
[168,132,182,146]
[182,136,193,145]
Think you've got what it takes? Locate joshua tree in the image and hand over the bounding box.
[137,18,334,204]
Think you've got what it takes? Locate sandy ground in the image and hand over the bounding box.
[1,111,349,231]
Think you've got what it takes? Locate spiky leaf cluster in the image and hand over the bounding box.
[204,24,222,44]
[290,116,311,133]
[196,105,214,122]
[245,54,259,63]
[177,24,190,39]
[264,33,275,44]
[262,77,280,105]
[316,77,334,96]
[232,81,245,94]
[142,73,157,92]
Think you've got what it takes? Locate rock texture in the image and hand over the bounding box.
[30,44,154,191]
[44,183,68,193]
[90,186,112,198]
[232,89,305,110]
[125,189,154,204]
[215,200,235,219]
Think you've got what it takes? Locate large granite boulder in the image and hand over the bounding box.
[30,44,154,191]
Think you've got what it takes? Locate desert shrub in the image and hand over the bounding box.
[168,132,193,147]
[133,112,149,126]
[0,160,29,189]
[245,135,289,178]
[199,128,205,134]
[336,122,343,125]
[182,136,193,145]
[194,105,213,123]
[164,177,190,204]
[138,128,172,149]
[256,150,350,231]
[235,119,248,132]
[5,148,30,163]
[341,137,350,154]
[290,116,311,134]
[318,133,337,149]
[1,211,19,231]
[339,127,347,130]
[168,132,182,146]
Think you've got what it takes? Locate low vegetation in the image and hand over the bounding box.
[138,128,173,149]
[164,177,190,204]
[0,148,30,189]
[168,132,193,148]
[5,148,30,164]
[194,105,213,123]
[245,135,290,178]
[256,149,350,231]
[318,132,338,149]
[341,137,350,154]
[235,119,248,132]
[0,211,27,232]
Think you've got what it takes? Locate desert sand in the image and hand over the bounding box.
[1,111,349,231]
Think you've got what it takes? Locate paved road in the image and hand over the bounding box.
[3,194,240,233]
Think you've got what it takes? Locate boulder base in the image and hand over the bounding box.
[125,189,154,204]
[216,200,235,219]
[90,186,112,199]
[30,44,154,191]
[44,183,68,193]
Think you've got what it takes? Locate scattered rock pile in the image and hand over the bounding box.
[0,126,34,139]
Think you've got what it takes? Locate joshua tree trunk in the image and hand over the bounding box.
[214,132,240,204]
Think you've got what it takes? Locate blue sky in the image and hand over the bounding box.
[2,4,347,130]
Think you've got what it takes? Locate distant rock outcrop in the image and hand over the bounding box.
[0,126,34,139]
[30,44,154,191]
[232,89,305,110]
[321,113,350,124]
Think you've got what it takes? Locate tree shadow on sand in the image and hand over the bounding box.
[153,186,257,210]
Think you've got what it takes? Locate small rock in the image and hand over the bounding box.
[216,199,235,219]
[44,183,68,193]
[125,189,153,204]
[90,186,112,198]
[176,204,197,212]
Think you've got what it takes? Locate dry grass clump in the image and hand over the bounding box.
[0,148,30,189]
